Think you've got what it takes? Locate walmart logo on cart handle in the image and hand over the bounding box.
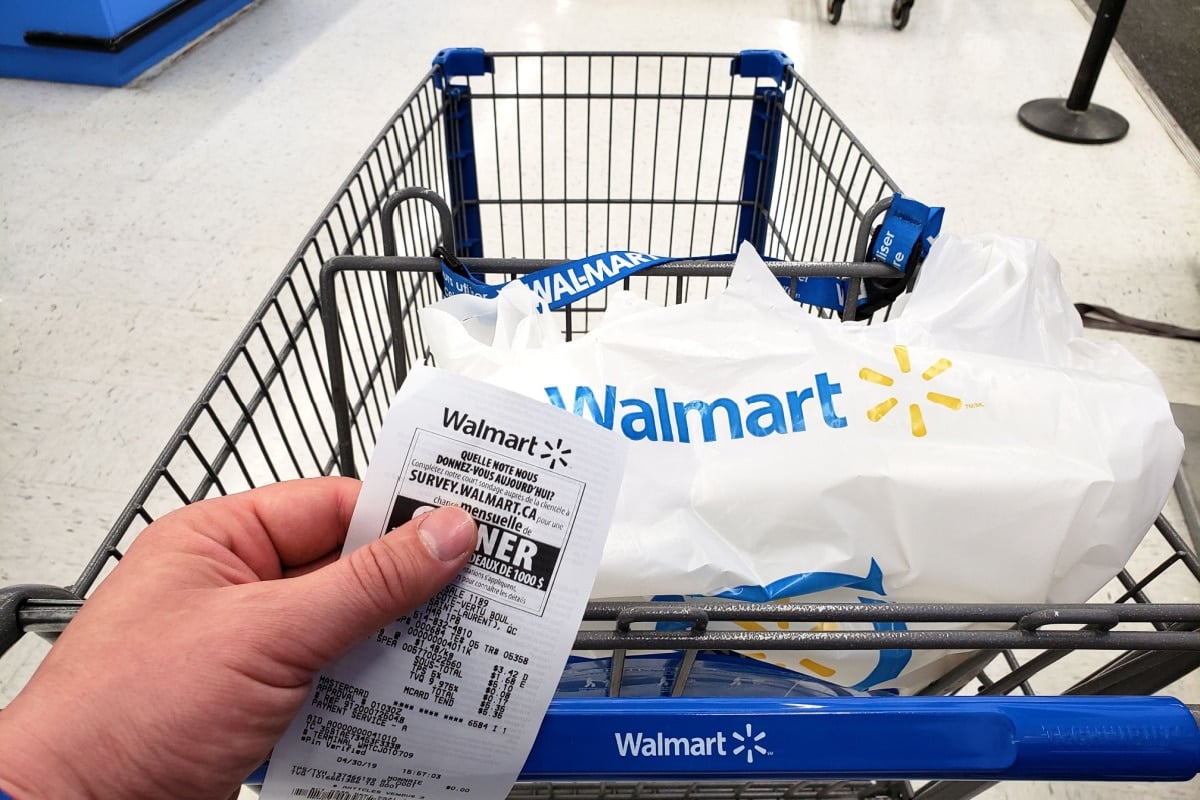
[614,723,770,764]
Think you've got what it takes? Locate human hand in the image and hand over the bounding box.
[0,477,476,800]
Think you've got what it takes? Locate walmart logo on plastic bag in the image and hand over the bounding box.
[859,345,967,437]
[545,345,972,443]
[544,374,847,443]
[715,560,912,691]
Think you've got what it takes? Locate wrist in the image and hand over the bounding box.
[0,697,97,800]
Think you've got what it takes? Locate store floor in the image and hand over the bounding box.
[2,1,1199,798]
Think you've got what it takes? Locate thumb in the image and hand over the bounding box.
[274,506,477,666]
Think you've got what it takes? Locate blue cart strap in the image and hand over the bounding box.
[872,193,944,271]
[786,193,944,311]
[440,249,683,310]
[444,250,863,315]
[432,47,494,90]
[781,274,855,311]
[441,191,942,314]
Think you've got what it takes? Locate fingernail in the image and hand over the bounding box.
[418,507,477,561]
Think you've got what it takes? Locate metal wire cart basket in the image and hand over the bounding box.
[3,50,1199,799]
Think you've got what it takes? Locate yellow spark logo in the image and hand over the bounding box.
[859,345,962,437]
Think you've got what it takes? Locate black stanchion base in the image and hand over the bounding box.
[1018,98,1129,144]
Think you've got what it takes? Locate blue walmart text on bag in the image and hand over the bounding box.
[544,374,847,443]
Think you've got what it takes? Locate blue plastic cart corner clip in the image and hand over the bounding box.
[433,47,494,90]
[731,50,794,89]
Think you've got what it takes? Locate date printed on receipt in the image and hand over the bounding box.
[261,366,628,800]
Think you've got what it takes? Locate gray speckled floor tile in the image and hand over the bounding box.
[0,375,88,481]
[7,379,195,494]
[0,478,126,588]
[3,291,245,389]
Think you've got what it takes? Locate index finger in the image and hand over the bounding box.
[175,476,363,580]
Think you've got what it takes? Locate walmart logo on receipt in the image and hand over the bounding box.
[539,437,572,470]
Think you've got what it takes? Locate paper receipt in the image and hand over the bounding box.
[261,366,627,800]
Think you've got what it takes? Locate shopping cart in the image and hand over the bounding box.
[827,0,916,30]
[3,50,1200,799]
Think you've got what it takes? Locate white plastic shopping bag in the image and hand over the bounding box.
[419,236,1183,695]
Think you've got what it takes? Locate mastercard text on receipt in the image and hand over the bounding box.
[262,366,627,800]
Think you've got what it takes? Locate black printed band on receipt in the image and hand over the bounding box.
[261,366,628,800]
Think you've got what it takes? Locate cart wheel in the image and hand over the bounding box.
[827,0,844,25]
[891,0,912,29]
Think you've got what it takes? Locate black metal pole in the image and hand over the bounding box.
[1066,0,1126,111]
[1018,0,1129,144]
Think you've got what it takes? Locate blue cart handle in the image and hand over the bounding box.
[522,696,1200,782]
[246,696,1200,786]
